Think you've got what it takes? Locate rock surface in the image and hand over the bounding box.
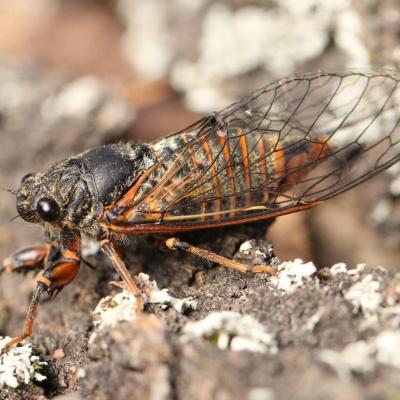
[1,210,400,399]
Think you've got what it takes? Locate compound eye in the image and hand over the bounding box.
[36,197,60,222]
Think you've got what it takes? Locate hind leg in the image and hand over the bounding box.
[165,237,276,274]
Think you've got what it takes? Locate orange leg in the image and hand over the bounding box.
[100,239,143,312]
[1,234,81,354]
[1,244,51,275]
[165,237,276,274]
[1,282,47,353]
[2,256,81,354]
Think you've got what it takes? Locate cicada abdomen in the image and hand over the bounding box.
[153,128,330,211]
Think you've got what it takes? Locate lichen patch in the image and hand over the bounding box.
[0,337,46,389]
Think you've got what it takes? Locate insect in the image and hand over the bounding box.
[1,70,400,352]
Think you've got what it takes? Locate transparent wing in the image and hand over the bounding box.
[110,70,400,227]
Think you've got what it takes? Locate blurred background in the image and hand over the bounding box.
[0,0,400,270]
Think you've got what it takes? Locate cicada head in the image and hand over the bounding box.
[16,171,60,224]
[16,172,44,224]
[16,161,84,227]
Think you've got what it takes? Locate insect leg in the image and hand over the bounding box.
[1,243,52,275]
[1,282,47,354]
[2,232,81,353]
[99,239,143,312]
[165,238,276,274]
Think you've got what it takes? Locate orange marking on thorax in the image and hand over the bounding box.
[239,131,252,206]
[200,135,221,220]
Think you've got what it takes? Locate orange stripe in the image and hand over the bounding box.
[200,135,221,220]
[269,138,286,184]
[108,200,324,234]
[184,135,206,221]
[116,136,193,211]
[157,179,182,202]
[239,131,252,206]
[257,135,269,202]
[114,163,157,209]
[219,135,237,212]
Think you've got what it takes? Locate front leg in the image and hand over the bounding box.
[2,231,81,353]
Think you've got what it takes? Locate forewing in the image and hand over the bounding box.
[112,70,400,227]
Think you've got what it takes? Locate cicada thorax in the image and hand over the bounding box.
[109,125,332,227]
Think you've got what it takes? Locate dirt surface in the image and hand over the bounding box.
[1,218,400,400]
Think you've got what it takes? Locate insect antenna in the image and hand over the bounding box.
[0,188,17,196]
[9,209,37,223]
[9,214,21,223]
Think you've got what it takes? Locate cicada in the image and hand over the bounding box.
[2,70,400,351]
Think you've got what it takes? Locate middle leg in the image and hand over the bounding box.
[99,239,143,312]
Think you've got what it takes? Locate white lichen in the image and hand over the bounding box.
[239,240,254,255]
[345,274,382,315]
[303,310,322,333]
[270,259,317,292]
[318,341,376,381]
[92,290,137,331]
[92,273,197,331]
[330,262,367,277]
[118,0,368,112]
[347,263,366,276]
[181,311,277,354]
[330,262,348,275]
[388,164,400,197]
[117,0,174,79]
[42,77,104,120]
[375,330,400,369]
[318,330,400,380]
[372,199,392,224]
[248,387,276,400]
[0,337,46,389]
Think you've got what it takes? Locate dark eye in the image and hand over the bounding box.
[36,197,60,222]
